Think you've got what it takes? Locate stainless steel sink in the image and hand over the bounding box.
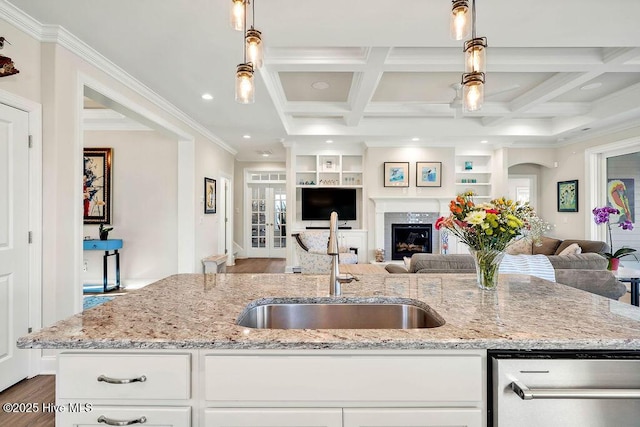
[236,297,445,329]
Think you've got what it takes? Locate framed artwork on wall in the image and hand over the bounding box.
[416,162,442,187]
[204,177,216,214]
[383,162,409,187]
[607,178,635,223]
[557,179,578,212]
[83,147,112,224]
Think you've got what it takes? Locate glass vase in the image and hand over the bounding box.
[470,248,505,290]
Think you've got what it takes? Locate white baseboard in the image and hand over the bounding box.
[39,354,57,375]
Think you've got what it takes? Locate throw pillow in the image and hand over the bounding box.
[506,237,533,255]
[558,242,582,256]
[403,256,411,269]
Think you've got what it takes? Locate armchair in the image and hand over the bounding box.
[292,231,358,273]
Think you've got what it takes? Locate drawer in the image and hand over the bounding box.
[56,406,190,427]
[58,353,190,400]
[205,353,482,403]
[204,408,342,427]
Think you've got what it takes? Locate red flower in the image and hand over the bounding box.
[485,209,499,214]
[435,216,445,230]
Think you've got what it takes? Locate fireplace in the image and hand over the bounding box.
[391,223,433,260]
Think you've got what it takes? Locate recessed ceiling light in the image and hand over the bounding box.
[243,134,251,139]
[311,81,330,90]
[201,93,214,100]
[480,140,488,144]
[411,137,420,142]
[580,82,602,91]
[325,139,334,144]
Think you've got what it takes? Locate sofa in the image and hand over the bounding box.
[385,237,627,300]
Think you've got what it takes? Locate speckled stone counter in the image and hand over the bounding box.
[18,273,640,350]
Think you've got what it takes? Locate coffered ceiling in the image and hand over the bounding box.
[8,0,640,160]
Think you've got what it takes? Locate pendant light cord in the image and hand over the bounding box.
[243,0,247,63]
[471,0,477,39]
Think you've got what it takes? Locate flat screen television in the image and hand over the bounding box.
[301,188,357,221]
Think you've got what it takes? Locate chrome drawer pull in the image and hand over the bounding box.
[97,415,147,426]
[511,381,640,400]
[97,374,147,384]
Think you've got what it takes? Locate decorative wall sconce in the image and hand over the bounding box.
[0,37,19,77]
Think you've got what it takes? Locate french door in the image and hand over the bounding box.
[247,184,286,258]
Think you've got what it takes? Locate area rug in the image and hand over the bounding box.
[83,296,114,311]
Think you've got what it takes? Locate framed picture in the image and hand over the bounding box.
[557,179,578,212]
[607,178,635,223]
[383,162,409,187]
[464,161,473,170]
[204,177,216,214]
[83,147,112,224]
[416,162,442,187]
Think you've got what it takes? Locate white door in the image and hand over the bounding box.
[0,104,30,391]
[247,184,286,258]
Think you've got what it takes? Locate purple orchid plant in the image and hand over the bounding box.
[592,206,637,260]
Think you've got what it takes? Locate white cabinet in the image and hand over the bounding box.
[455,153,492,200]
[340,230,367,262]
[344,408,482,427]
[55,349,485,427]
[57,406,191,426]
[205,408,342,427]
[295,154,363,188]
[57,352,192,427]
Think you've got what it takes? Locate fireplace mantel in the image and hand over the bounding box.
[369,196,452,258]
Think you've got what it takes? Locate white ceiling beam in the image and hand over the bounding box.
[345,48,390,127]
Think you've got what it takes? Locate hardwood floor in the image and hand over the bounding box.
[0,375,55,427]
[226,257,286,273]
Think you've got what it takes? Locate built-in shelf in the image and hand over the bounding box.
[454,152,493,198]
[295,154,363,187]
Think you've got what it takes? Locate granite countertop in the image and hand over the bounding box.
[18,273,640,350]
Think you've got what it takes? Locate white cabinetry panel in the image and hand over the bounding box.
[205,408,342,427]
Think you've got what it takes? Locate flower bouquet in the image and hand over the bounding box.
[592,206,637,270]
[436,192,542,290]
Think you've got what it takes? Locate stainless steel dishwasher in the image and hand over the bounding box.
[488,350,640,427]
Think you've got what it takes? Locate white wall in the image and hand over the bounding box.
[83,130,178,284]
[0,19,235,328]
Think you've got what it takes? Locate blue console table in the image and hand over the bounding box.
[83,239,123,293]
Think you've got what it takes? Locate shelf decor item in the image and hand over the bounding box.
[204,177,216,214]
[464,160,473,170]
[383,162,409,187]
[83,147,112,225]
[435,192,541,290]
[416,162,442,187]
[557,180,578,212]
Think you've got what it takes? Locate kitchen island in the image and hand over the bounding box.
[18,273,640,427]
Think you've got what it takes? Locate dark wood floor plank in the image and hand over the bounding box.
[0,375,55,427]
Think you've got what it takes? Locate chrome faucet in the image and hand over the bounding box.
[328,211,358,296]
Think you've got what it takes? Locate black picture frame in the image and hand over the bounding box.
[416,161,442,187]
[83,147,112,224]
[383,162,409,187]
[204,177,216,214]
[557,179,578,212]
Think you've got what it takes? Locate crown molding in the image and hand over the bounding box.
[0,1,237,156]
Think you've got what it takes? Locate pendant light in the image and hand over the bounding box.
[230,0,245,31]
[461,0,487,112]
[235,63,255,104]
[245,0,263,68]
[235,0,255,104]
[450,0,471,40]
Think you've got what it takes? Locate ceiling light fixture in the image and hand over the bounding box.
[235,0,254,104]
[480,140,488,144]
[325,139,334,144]
[411,137,420,142]
[243,134,251,139]
[245,0,263,69]
[450,1,471,40]
[311,81,330,90]
[458,0,487,112]
[230,0,245,31]
[201,93,214,100]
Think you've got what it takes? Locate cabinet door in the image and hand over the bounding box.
[57,406,190,426]
[344,408,482,427]
[205,408,342,427]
